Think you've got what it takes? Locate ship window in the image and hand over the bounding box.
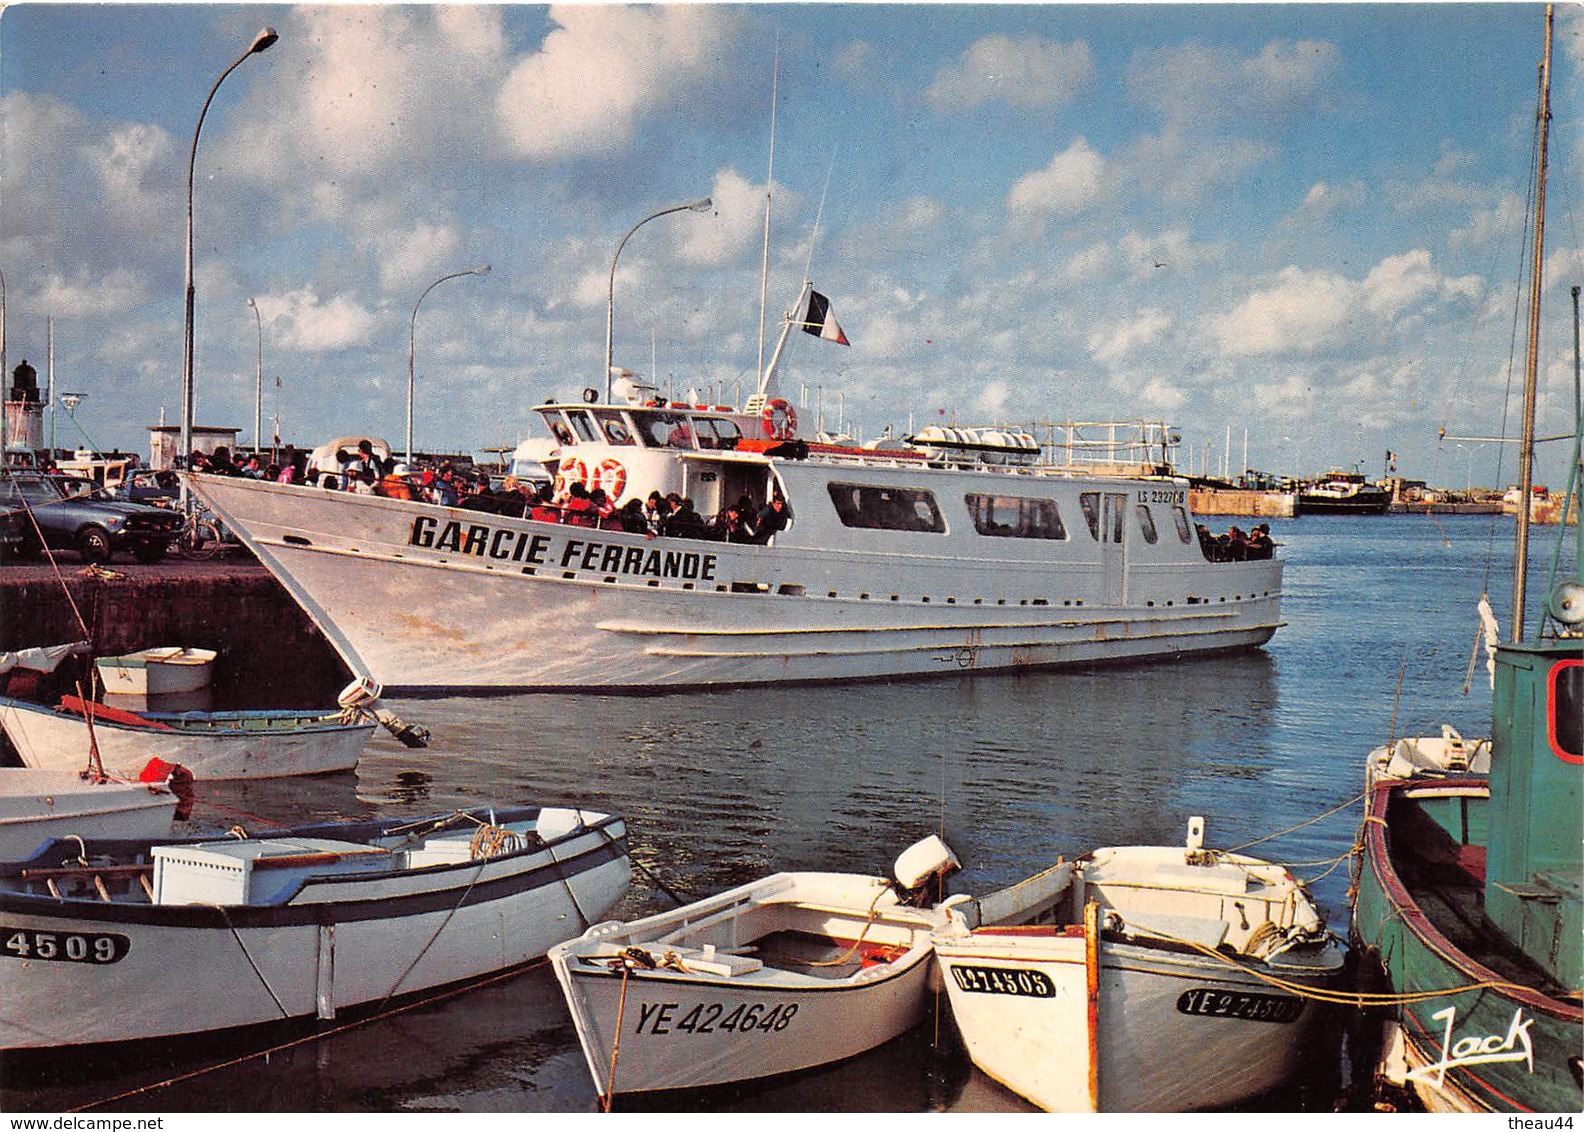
[593,410,634,446]
[827,483,945,532]
[1172,504,1192,543]
[965,493,1067,539]
[565,410,599,444]
[1079,493,1100,540]
[1135,503,1158,544]
[633,411,691,448]
[693,417,741,451]
[1551,660,1583,763]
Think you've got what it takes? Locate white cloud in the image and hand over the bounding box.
[1090,309,1172,364]
[1126,39,1339,128]
[1210,266,1355,357]
[1209,251,1483,358]
[926,35,1094,111]
[675,170,758,270]
[272,286,378,352]
[36,269,147,319]
[1007,138,1110,223]
[496,6,735,160]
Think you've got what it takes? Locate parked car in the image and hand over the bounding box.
[118,467,182,504]
[0,469,183,564]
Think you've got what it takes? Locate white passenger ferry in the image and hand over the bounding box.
[192,297,1281,693]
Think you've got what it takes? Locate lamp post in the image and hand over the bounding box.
[407,265,489,465]
[180,26,278,508]
[246,297,262,456]
[1455,442,1487,497]
[604,197,712,402]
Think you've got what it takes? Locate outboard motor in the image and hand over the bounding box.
[891,834,961,906]
[337,677,431,748]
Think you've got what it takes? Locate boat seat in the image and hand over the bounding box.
[1114,912,1229,950]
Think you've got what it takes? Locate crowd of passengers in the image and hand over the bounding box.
[190,441,790,544]
[1195,521,1275,561]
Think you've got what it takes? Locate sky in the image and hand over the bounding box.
[1,2,1581,489]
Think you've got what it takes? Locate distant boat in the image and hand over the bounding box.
[1348,10,1583,1112]
[0,804,631,1053]
[932,818,1347,1112]
[95,647,217,696]
[1296,472,1391,515]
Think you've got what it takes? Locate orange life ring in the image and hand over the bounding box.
[763,398,798,441]
[554,456,588,497]
[595,458,627,503]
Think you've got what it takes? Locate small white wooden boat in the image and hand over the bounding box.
[0,768,179,863]
[932,818,1347,1112]
[95,647,217,696]
[0,804,630,1052]
[0,694,373,780]
[549,835,969,1100]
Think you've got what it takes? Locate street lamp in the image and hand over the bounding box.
[1455,442,1487,497]
[180,26,278,508]
[604,197,712,402]
[246,297,262,455]
[407,265,489,465]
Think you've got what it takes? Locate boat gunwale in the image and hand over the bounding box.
[1359,775,1583,1022]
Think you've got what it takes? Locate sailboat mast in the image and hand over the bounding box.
[1513,3,1553,642]
[756,43,780,387]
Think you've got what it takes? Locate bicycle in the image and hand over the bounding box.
[169,506,225,560]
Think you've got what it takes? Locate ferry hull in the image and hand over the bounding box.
[192,476,1282,692]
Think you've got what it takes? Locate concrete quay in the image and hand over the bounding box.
[1,555,347,702]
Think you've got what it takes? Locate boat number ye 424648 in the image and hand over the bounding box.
[631,1000,800,1036]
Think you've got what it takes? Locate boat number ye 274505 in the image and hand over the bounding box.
[409,516,720,582]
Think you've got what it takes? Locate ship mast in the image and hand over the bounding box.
[1513,3,1552,642]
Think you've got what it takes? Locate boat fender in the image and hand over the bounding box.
[762,398,798,441]
[595,458,627,503]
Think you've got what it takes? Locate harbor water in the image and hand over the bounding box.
[5,512,1573,1114]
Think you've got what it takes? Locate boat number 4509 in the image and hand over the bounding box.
[632,1000,799,1036]
[3,926,129,964]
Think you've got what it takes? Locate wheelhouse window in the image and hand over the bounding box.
[693,417,742,451]
[632,411,694,449]
[1552,660,1582,763]
[1135,503,1158,545]
[564,410,600,444]
[593,410,635,446]
[965,493,1067,540]
[828,483,945,532]
[1172,504,1193,543]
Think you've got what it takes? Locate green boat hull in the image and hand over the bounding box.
[1353,777,1583,1112]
